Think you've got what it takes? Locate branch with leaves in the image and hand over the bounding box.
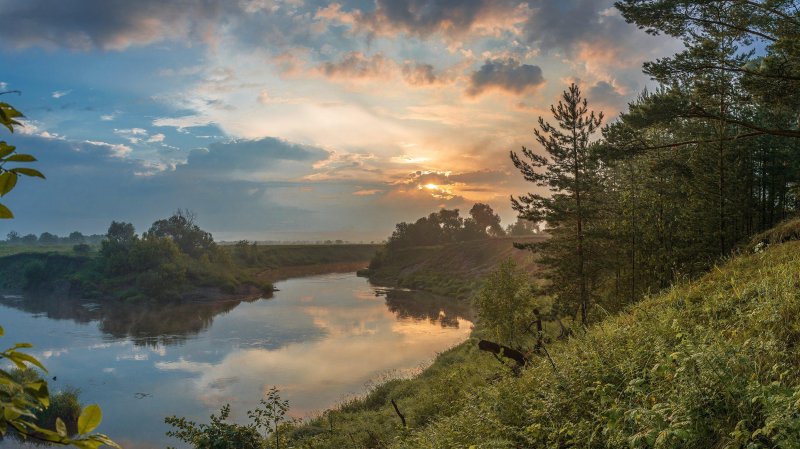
[0,101,45,218]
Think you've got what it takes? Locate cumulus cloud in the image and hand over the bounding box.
[466,58,544,97]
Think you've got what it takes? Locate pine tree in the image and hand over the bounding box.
[510,83,604,325]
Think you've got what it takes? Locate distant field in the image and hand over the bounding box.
[247,243,382,267]
[0,244,99,257]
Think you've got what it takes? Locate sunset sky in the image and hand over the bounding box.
[0,0,680,241]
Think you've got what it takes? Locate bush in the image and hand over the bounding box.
[23,260,48,288]
[72,243,91,255]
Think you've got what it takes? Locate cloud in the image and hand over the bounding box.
[401,62,438,86]
[466,58,545,97]
[147,133,166,143]
[0,0,227,50]
[586,80,627,113]
[182,137,330,174]
[318,0,524,41]
[320,52,394,80]
[51,90,71,99]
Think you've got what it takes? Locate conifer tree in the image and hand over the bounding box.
[510,83,604,325]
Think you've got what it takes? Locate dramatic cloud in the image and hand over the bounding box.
[318,0,525,41]
[0,0,228,50]
[467,58,545,97]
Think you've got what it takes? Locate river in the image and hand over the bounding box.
[0,272,473,448]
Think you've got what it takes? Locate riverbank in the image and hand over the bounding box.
[0,243,381,303]
[362,236,545,299]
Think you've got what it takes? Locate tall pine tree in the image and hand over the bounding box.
[510,83,604,325]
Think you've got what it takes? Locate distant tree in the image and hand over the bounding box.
[506,217,539,236]
[6,230,20,243]
[21,233,37,244]
[38,232,58,245]
[469,203,505,237]
[68,231,85,243]
[511,83,604,326]
[105,221,136,245]
[146,210,215,257]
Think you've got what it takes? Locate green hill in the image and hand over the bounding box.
[290,228,800,448]
[364,236,546,299]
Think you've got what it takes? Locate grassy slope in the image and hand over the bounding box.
[366,236,545,299]
[292,237,800,449]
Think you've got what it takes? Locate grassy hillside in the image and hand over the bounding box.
[289,235,800,448]
[364,236,545,299]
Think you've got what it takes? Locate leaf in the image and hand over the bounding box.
[0,172,18,196]
[0,203,12,219]
[77,404,102,434]
[56,417,67,437]
[5,350,47,372]
[9,168,45,179]
[5,154,36,162]
[0,142,15,158]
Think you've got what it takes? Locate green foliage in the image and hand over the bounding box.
[472,259,538,347]
[146,209,216,257]
[0,102,45,219]
[248,386,291,447]
[0,326,119,448]
[166,388,293,449]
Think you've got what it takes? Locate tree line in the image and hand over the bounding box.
[3,231,105,246]
[510,0,800,327]
[385,203,538,251]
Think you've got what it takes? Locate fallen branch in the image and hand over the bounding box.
[478,340,528,367]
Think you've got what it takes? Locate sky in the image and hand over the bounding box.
[0,0,680,242]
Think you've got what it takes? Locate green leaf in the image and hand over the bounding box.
[55,417,67,437]
[0,326,4,336]
[0,142,15,158]
[5,350,47,372]
[0,172,18,196]
[0,203,12,219]
[9,168,45,179]
[77,404,102,434]
[5,154,36,162]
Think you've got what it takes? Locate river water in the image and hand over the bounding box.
[0,273,473,448]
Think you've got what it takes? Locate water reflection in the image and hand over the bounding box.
[0,294,249,347]
[379,288,474,327]
[0,273,472,449]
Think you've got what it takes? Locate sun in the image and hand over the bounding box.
[423,183,439,190]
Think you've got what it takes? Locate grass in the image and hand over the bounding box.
[0,244,98,257]
[289,238,800,449]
